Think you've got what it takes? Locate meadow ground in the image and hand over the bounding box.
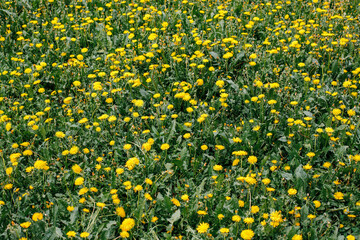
[1,0,360,239]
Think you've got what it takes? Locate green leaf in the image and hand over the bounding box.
[43,227,63,240]
[225,79,239,91]
[167,209,181,225]
[209,51,220,60]
[294,165,307,182]
[336,145,348,156]
[280,171,293,181]
[303,111,313,117]
[336,125,347,131]
[278,136,287,142]
[165,163,173,171]
[0,9,16,17]
[166,120,176,143]
[70,207,79,224]
[139,88,150,98]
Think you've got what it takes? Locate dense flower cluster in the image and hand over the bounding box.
[1,0,360,239]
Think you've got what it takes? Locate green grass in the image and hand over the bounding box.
[1,0,360,239]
